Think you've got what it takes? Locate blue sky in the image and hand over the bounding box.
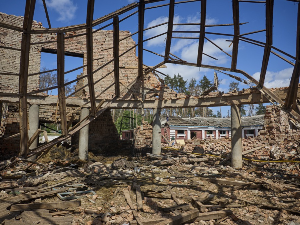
[1,0,299,115]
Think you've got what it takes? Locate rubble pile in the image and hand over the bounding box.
[0,146,299,225]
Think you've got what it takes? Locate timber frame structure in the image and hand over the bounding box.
[0,0,300,158]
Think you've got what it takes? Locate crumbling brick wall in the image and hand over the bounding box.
[134,121,153,149]
[258,105,299,144]
[0,103,20,159]
[0,13,41,94]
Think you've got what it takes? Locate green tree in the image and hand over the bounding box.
[216,110,221,118]
[164,73,187,93]
[229,81,239,92]
[115,110,143,134]
[256,104,266,115]
[240,105,246,117]
[199,75,213,92]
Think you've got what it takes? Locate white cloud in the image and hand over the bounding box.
[46,0,77,21]
[252,67,293,88]
[144,16,180,47]
[157,63,205,82]
[181,38,232,65]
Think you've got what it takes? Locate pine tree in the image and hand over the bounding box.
[256,104,266,115]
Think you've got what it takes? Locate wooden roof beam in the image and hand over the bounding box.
[42,0,51,28]
[57,32,67,135]
[113,16,120,97]
[231,0,239,71]
[258,0,274,87]
[138,0,145,79]
[197,0,206,67]
[284,3,300,110]
[164,0,175,62]
[86,0,96,116]
[19,0,36,157]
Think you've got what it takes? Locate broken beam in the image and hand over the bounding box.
[197,0,206,67]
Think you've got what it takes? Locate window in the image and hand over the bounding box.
[220,130,226,135]
[206,130,213,135]
[191,132,197,139]
[177,130,185,134]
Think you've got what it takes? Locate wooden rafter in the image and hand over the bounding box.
[19,0,36,157]
[258,0,274,87]
[86,0,96,116]
[164,0,175,62]
[113,16,120,97]
[57,32,67,136]
[42,0,51,28]
[197,0,206,67]
[138,0,145,79]
[284,3,300,110]
[231,0,239,71]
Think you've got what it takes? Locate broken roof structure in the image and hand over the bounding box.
[0,0,300,165]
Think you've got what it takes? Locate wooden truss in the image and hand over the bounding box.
[0,0,300,157]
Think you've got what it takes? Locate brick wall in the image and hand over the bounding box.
[258,105,300,144]
[0,13,41,94]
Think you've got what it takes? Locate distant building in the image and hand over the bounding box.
[122,129,134,140]
[161,115,264,142]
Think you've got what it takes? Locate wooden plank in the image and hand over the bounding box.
[123,189,135,210]
[86,0,96,116]
[132,211,144,225]
[135,185,143,211]
[284,2,300,110]
[194,210,230,222]
[197,0,206,67]
[231,0,239,71]
[113,16,120,97]
[258,0,274,87]
[156,209,199,225]
[10,201,81,211]
[19,0,36,157]
[164,0,175,61]
[57,32,67,135]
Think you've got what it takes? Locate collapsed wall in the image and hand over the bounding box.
[258,105,300,144]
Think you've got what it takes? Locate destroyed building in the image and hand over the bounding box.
[0,0,300,224]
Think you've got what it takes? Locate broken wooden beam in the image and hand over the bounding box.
[19,0,36,157]
[113,15,120,97]
[284,3,300,110]
[10,201,81,211]
[231,0,239,71]
[258,0,274,87]
[164,0,175,61]
[57,31,67,135]
[86,0,97,116]
[194,210,231,222]
[156,208,199,225]
[123,189,135,210]
[197,0,206,67]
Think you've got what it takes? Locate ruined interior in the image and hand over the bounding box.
[0,0,300,224]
